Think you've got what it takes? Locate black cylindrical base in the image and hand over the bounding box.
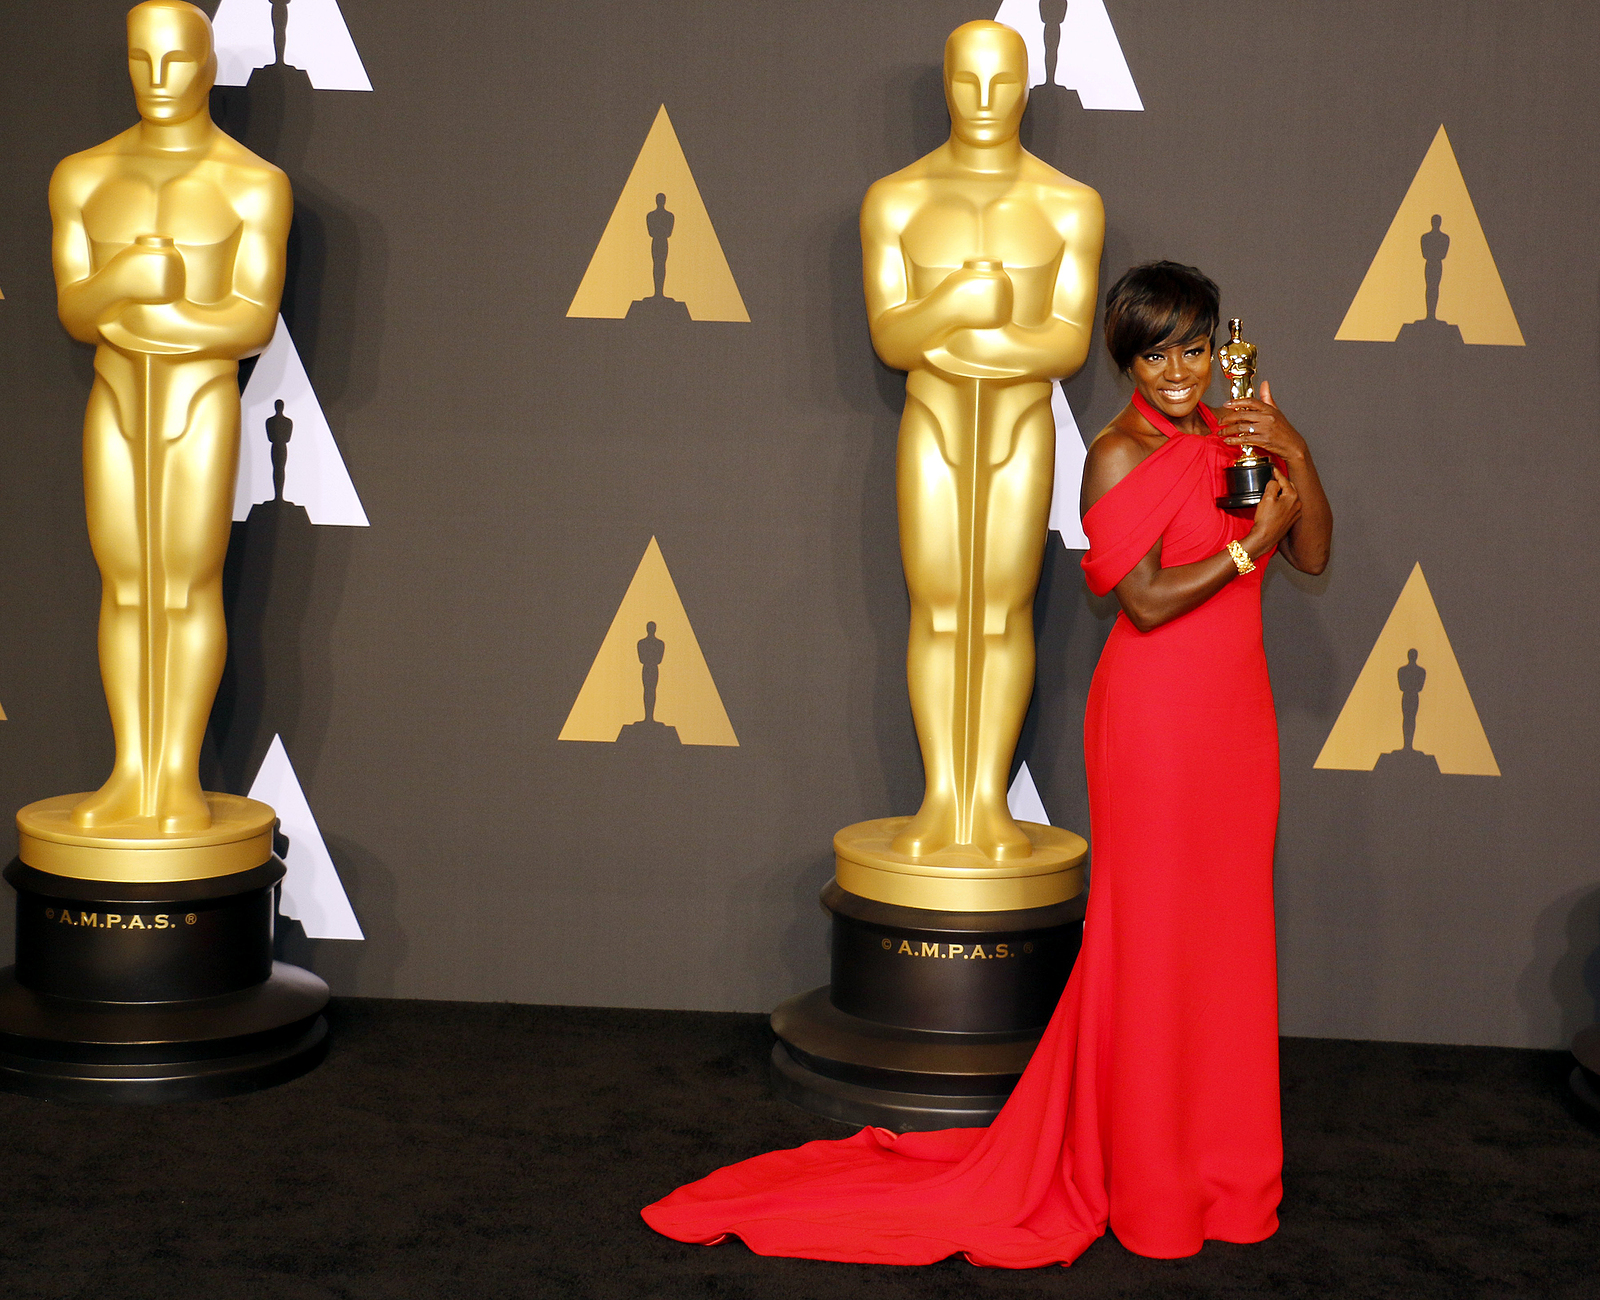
[770,883,1085,1131]
[10,859,281,1002]
[1217,457,1273,509]
[0,858,329,1102]
[826,883,1083,1032]
[1572,1025,1600,1114]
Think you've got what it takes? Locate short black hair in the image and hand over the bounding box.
[1103,261,1221,374]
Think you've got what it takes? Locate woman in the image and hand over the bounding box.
[641,262,1332,1267]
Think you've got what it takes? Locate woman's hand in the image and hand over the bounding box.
[1221,379,1332,574]
[1218,379,1308,466]
[1243,468,1301,559]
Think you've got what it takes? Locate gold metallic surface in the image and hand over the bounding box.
[17,794,274,882]
[49,1,290,837]
[834,818,1085,912]
[1218,317,1265,467]
[860,20,1103,864]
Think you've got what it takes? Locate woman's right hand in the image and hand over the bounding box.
[1244,468,1301,559]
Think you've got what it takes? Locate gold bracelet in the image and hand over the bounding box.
[1227,540,1256,575]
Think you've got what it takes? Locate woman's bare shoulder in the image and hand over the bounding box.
[1082,414,1159,513]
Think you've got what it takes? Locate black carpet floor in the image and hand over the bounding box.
[1,999,1597,1299]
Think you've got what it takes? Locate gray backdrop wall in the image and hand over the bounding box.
[0,0,1595,1049]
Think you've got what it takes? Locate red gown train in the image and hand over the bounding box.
[642,406,1283,1267]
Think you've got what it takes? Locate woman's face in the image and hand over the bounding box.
[1129,335,1212,424]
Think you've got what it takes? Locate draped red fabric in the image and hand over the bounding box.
[641,407,1283,1268]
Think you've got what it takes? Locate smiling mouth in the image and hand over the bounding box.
[1157,384,1197,403]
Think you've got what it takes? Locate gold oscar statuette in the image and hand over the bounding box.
[769,19,1100,1129]
[22,0,292,880]
[835,19,1100,911]
[1215,317,1272,509]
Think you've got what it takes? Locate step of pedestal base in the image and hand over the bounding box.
[0,962,329,1103]
[770,986,1039,1131]
[771,1041,1013,1130]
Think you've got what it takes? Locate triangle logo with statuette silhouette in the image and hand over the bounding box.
[234,315,369,526]
[1336,126,1522,346]
[560,537,738,746]
[1314,563,1499,776]
[211,0,372,91]
[992,0,1142,110]
[567,106,748,323]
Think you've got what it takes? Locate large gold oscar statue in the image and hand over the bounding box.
[771,21,1101,1130]
[20,0,289,878]
[0,2,327,1103]
[837,19,1100,910]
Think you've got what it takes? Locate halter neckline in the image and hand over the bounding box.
[1131,390,1219,439]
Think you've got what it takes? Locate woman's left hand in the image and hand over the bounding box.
[1218,380,1309,467]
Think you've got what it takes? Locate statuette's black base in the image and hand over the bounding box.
[0,965,328,1102]
[1572,1025,1600,1114]
[771,987,1037,1129]
[0,858,329,1102]
[770,882,1085,1130]
[1217,457,1273,510]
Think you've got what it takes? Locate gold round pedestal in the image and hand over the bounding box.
[16,794,276,883]
[833,817,1086,912]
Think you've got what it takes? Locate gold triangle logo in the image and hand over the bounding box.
[1314,563,1498,776]
[1335,126,1523,346]
[559,537,738,746]
[567,106,749,323]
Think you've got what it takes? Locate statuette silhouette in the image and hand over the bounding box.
[1420,215,1449,323]
[625,190,691,321]
[617,620,680,746]
[1374,647,1441,774]
[266,398,293,502]
[1397,648,1426,753]
[49,0,291,832]
[638,621,665,723]
[1396,212,1464,344]
[271,0,291,66]
[646,195,674,300]
[1038,0,1067,86]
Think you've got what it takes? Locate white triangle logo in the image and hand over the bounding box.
[1006,761,1052,825]
[993,0,1143,110]
[235,315,369,526]
[212,0,373,92]
[249,734,364,941]
[1048,382,1090,549]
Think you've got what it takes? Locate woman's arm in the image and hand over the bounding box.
[1216,380,1332,575]
[1081,428,1303,634]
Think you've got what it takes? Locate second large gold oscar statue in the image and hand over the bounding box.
[0,2,328,1102]
[771,20,1103,1129]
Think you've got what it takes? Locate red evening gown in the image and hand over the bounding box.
[642,403,1283,1267]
